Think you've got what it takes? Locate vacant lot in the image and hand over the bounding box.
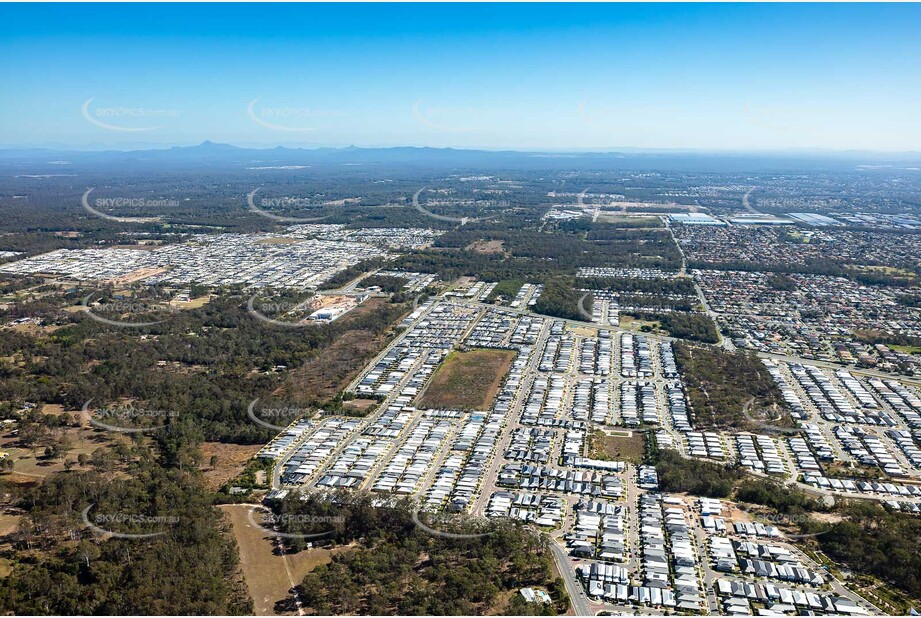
[200,442,263,492]
[342,398,378,415]
[596,214,664,227]
[674,342,791,431]
[589,430,646,463]
[281,297,404,405]
[418,348,516,410]
[466,239,506,254]
[619,314,661,331]
[221,504,345,616]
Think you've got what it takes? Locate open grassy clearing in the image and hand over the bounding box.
[220,504,345,616]
[0,427,110,479]
[171,294,213,309]
[280,297,405,406]
[588,430,646,463]
[200,442,264,492]
[256,237,303,245]
[596,214,664,227]
[852,264,916,277]
[465,239,506,254]
[619,314,661,331]
[417,348,516,411]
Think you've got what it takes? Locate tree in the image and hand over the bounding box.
[76,539,100,568]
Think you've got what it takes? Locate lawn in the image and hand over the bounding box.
[890,344,921,355]
[417,348,516,410]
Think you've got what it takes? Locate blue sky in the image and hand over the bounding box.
[1,3,920,151]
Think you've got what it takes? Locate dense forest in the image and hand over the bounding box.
[532,279,588,322]
[811,501,921,606]
[576,276,696,296]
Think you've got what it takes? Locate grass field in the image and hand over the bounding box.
[200,442,263,492]
[220,504,345,616]
[281,297,403,406]
[172,294,212,309]
[852,264,916,277]
[417,348,516,410]
[466,239,506,254]
[588,430,646,463]
[619,314,661,332]
[0,426,110,480]
[256,237,303,245]
[596,214,664,227]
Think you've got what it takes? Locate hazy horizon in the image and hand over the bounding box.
[2,3,921,152]
[3,139,921,157]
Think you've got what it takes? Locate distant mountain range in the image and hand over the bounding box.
[2,141,920,173]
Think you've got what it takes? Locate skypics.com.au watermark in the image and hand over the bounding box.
[735,503,827,540]
[247,398,312,432]
[81,292,176,328]
[411,99,483,134]
[246,188,330,223]
[246,293,316,328]
[81,188,168,223]
[246,507,341,541]
[95,197,179,209]
[411,187,498,227]
[411,505,492,540]
[740,398,803,435]
[81,98,179,133]
[81,504,178,539]
[246,98,342,132]
[81,399,179,434]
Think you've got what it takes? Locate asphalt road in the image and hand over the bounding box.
[549,540,592,616]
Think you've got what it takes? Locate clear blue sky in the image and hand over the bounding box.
[1,3,920,151]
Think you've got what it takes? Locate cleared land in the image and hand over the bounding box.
[220,504,344,616]
[466,239,506,254]
[280,297,404,406]
[619,314,660,331]
[256,237,303,245]
[0,425,110,480]
[596,214,664,227]
[200,442,263,492]
[589,430,646,463]
[418,348,516,410]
